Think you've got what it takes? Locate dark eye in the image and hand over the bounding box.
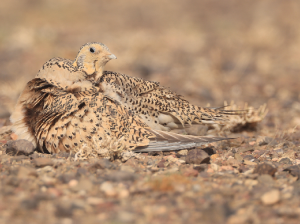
[90,47,95,53]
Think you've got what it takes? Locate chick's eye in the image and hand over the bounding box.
[90,47,95,53]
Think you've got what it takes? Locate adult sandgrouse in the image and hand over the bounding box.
[10,42,230,156]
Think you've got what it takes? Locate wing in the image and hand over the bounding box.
[99,71,236,131]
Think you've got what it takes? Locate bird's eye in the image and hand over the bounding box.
[90,47,95,53]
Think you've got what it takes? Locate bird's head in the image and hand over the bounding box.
[73,42,116,78]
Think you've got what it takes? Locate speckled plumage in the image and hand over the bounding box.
[99,71,234,131]
[10,42,231,156]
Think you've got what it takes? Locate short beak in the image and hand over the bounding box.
[108,54,117,60]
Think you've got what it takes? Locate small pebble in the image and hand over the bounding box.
[234,153,243,162]
[100,182,117,197]
[243,155,256,162]
[104,171,137,182]
[157,159,166,168]
[33,158,54,167]
[87,197,103,205]
[257,174,274,186]
[68,179,78,187]
[244,160,257,166]
[261,189,280,205]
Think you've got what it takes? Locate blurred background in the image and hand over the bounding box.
[1,0,300,131]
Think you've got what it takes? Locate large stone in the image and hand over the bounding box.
[5,140,35,156]
[88,159,116,172]
[104,171,137,182]
[18,166,38,178]
[186,149,210,164]
[279,157,292,165]
[283,165,300,179]
[71,178,93,192]
[253,163,277,176]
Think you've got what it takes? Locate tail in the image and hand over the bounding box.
[209,105,248,116]
[133,130,234,152]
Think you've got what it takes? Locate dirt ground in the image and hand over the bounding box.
[1,1,300,223]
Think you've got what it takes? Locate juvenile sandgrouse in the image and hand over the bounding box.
[72,42,237,131]
[99,71,235,131]
[10,42,231,156]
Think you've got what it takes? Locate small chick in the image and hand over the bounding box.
[36,42,116,88]
[67,43,237,132]
[99,71,236,131]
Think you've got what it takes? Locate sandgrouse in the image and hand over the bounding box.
[10,42,231,156]
[72,42,235,131]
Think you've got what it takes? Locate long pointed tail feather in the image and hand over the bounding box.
[133,130,234,152]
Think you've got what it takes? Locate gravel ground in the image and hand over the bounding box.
[1,125,300,224]
[1,1,300,223]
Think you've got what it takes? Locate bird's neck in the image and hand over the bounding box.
[94,66,104,81]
